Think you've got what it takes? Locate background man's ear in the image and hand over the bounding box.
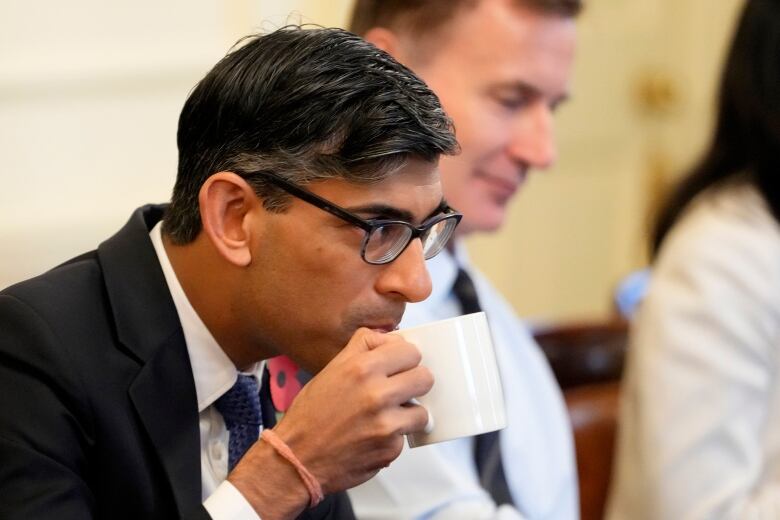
[363,27,403,59]
[198,171,257,267]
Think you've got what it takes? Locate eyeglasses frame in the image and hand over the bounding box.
[246,171,462,265]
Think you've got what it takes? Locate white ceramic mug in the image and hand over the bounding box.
[393,311,506,447]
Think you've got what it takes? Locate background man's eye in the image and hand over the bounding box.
[496,96,529,110]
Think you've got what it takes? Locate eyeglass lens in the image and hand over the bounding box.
[363,217,457,264]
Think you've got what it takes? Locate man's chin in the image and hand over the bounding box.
[282,336,342,375]
[459,213,507,236]
[481,218,506,233]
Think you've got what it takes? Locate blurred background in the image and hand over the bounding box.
[0,0,745,323]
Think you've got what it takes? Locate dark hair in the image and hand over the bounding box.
[349,0,583,40]
[653,0,780,255]
[163,26,458,244]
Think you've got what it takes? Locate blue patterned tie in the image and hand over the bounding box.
[214,374,262,471]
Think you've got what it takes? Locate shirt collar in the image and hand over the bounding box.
[149,222,248,412]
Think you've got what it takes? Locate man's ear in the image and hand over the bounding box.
[363,27,404,59]
[198,172,258,267]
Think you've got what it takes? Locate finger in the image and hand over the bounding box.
[325,328,384,368]
[387,402,431,435]
[366,336,423,376]
[343,327,388,354]
[406,398,434,434]
[382,364,434,405]
[362,329,390,351]
[360,437,405,473]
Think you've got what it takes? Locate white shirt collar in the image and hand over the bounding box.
[149,222,239,412]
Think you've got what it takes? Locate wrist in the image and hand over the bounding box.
[228,434,309,520]
[261,429,324,507]
[271,415,323,486]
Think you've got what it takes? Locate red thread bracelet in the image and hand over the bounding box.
[261,429,324,508]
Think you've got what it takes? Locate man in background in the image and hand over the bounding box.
[0,27,460,520]
[349,1,582,518]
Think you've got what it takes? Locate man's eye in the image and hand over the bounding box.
[495,96,529,110]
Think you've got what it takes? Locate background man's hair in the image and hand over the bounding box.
[163,25,458,244]
[349,0,583,40]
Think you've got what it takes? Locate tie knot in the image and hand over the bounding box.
[453,267,482,315]
[214,374,262,429]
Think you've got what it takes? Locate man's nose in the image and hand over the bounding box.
[374,238,432,303]
[507,103,557,170]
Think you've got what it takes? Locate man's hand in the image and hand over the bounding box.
[228,328,433,519]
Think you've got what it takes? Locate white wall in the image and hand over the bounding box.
[0,0,352,288]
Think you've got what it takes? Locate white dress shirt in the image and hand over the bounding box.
[150,222,261,520]
[349,243,579,519]
[607,182,780,519]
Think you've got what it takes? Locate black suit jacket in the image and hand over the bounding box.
[0,205,354,520]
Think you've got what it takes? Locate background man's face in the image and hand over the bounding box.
[404,0,576,235]
[240,159,442,373]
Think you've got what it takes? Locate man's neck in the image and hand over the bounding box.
[162,233,267,371]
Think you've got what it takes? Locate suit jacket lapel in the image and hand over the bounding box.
[129,330,203,516]
[98,205,203,515]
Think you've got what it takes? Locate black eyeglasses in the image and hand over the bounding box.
[251,172,462,265]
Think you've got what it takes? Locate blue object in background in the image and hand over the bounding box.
[614,268,652,319]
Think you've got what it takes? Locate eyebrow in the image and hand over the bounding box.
[345,199,450,224]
